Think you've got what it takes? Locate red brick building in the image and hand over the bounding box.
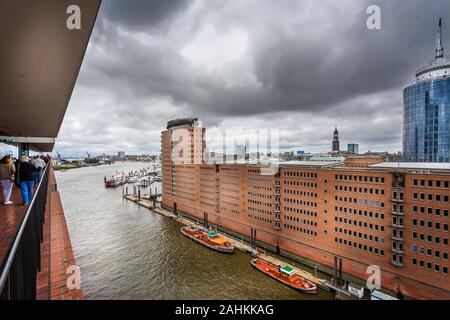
[161,119,450,300]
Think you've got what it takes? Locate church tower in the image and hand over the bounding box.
[332,127,340,152]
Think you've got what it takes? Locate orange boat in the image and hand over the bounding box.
[251,258,317,293]
[181,226,234,253]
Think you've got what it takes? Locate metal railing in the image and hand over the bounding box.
[0,164,50,300]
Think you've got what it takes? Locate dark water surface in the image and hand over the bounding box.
[57,162,333,300]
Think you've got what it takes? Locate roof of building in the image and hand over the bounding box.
[280,161,343,168]
[310,156,345,162]
[0,0,101,152]
[370,162,450,171]
[166,118,199,130]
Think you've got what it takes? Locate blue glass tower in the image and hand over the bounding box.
[403,18,450,162]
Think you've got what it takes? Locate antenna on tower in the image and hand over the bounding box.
[435,17,444,59]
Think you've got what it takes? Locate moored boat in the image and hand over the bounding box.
[251,258,317,293]
[180,226,234,253]
[104,175,123,188]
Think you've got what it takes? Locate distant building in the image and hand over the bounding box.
[332,127,340,152]
[310,154,345,162]
[347,144,359,154]
[235,144,247,162]
[118,151,125,159]
[403,18,450,162]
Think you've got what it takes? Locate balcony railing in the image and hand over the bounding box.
[390,248,405,255]
[390,260,405,268]
[0,165,50,300]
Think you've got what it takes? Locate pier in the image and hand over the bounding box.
[123,194,329,292]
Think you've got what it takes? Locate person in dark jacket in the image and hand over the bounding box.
[18,156,36,205]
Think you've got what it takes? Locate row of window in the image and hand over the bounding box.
[284,181,317,188]
[221,200,239,208]
[200,201,215,208]
[411,244,448,261]
[284,215,317,227]
[283,206,318,217]
[248,177,273,183]
[412,193,449,203]
[411,219,449,232]
[221,181,239,187]
[334,225,385,241]
[334,185,385,196]
[221,187,239,194]
[412,206,449,217]
[334,196,385,208]
[284,224,317,236]
[284,189,318,198]
[221,174,239,180]
[248,199,272,207]
[334,217,384,235]
[335,175,385,184]
[176,193,195,202]
[334,207,385,220]
[284,171,318,179]
[334,237,385,256]
[221,207,239,215]
[411,259,448,275]
[412,232,449,246]
[412,179,450,189]
[283,197,317,208]
[222,194,239,202]
[248,214,272,224]
[200,182,215,189]
[248,192,273,199]
[248,206,272,215]
[248,185,272,192]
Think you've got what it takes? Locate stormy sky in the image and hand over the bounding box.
[54,0,449,156]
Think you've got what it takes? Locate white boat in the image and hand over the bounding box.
[105,175,123,188]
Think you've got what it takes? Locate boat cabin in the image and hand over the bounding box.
[280,265,296,278]
[207,231,218,239]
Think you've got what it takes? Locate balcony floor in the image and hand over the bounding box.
[0,170,82,300]
[0,186,28,267]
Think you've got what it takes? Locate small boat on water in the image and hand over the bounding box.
[251,258,317,293]
[104,176,123,188]
[127,176,139,184]
[180,226,234,253]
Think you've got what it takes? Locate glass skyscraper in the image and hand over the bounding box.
[403,19,450,162]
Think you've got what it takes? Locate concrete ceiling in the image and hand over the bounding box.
[0,0,101,152]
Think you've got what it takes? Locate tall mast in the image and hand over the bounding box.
[435,18,444,59]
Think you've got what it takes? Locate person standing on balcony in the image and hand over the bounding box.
[0,156,16,205]
[18,156,36,206]
[32,155,46,186]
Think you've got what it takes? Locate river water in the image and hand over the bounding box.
[56,162,333,300]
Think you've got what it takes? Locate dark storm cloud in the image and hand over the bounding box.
[55,0,449,154]
[100,0,192,30]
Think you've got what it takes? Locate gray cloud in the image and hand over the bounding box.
[100,0,192,31]
[55,0,449,156]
